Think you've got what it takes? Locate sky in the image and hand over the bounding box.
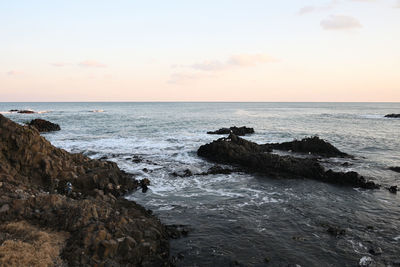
[0,0,399,102]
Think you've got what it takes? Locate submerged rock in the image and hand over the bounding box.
[197,134,379,189]
[207,126,255,136]
[385,114,400,118]
[327,226,346,237]
[28,118,61,132]
[0,114,170,266]
[267,136,350,158]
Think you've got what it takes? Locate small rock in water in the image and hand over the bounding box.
[389,167,400,173]
[327,226,346,237]
[368,246,382,255]
[359,256,374,266]
[385,113,400,118]
[387,185,398,194]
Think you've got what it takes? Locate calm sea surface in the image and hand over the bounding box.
[1,102,399,266]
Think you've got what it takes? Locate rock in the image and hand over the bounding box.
[197,133,379,189]
[385,114,400,118]
[368,246,382,255]
[0,114,170,266]
[172,169,193,177]
[201,165,236,175]
[387,185,398,194]
[327,226,346,237]
[389,167,400,173]
[17,110,35,114]
[359,256,374,266]
[0,204,10,213]
[140,178,150,193]
[28,119,61,132]
[166,225,190,239]
[267,136,350,158]
[207,126,255,136]
[9,109,18,112]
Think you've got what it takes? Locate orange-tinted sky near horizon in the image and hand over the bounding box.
[1,0,399,102]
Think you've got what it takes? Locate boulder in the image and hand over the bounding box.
[266,136,350,158]
[197,134,379,189]
[28,119,61,132]
[207,126,255,136]
[385,114,400,118]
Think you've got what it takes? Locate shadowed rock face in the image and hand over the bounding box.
[198,133,379,189]
[0,114,170,266]
[267,136,350,158]
[389,167,400,173]
[385,114,400,118]
[207,126,255,136]
[28,119,61,132]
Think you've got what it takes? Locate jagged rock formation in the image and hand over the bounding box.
[384,114,400,118]
[198,133,379,189]
[0,114,169,266]
[28,119,61,132]
[207,126,255,136]
[266,136,350,158]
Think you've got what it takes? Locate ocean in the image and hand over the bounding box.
[1,102,399,266]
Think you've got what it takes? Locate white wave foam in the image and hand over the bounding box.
[91,109,104,113]
[37,110,51,114]
[0,111,12,114]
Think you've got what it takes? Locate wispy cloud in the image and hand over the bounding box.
[297,0,338,15]
[7,70,24,76]
[167,72,217,85]
[78,60,107,68]
[320,15,362,30]
[51,62,69,67]
[189,54,276,72]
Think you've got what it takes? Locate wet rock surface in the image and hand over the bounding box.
[389,167,400,173]
[198,133,379,189]
[0,114,170,266]
[266,136,350,157]
[28,119,61,132]
[384,114,400,118]
[207,126,255,136]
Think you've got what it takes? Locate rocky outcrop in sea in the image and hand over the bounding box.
[198,133,379,189]
[207,126,255,136]
[28,119,61,132]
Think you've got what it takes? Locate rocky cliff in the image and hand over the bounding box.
[0,114,170,266]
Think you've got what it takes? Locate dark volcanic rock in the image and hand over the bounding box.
[207,126,255,136]
[202,165,236,175]
[389,167,400,173]
[267,136,350,158]
[0,114,170,266]
[385,114,400,118]
[28,118,61,132]
[197,134,379,189]
[17,110,35,114]
[387,185,398,194]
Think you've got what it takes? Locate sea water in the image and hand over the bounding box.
[1,102,399,266]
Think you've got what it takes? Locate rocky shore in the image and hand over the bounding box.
[0,114,170,266]
[198,133,379,189]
